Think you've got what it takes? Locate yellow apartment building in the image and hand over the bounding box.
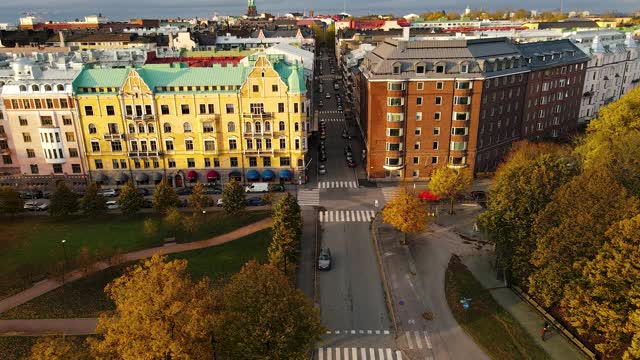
[73,53,309,188]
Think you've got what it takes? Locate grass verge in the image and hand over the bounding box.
[0,211,270,299]
[444,255,547,360]
[0,336,89,360]
[0,228,272,320]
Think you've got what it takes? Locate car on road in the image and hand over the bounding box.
[319,152,327,162]
[19,189,43,199]
[98,188,118,197]
[346,158,357,168]
[246,197,264,206]
[320,132,326,140]
[344,145,352,156]
[337,105,343,112]
[270,184,286,192]
[24,200,48,211]
[470,191,486,201]
[318,248,332,270]
[176,187,192,195]
[143,199,153,208]
[204,184,223,194]
[334,83,340,90]
[136,188,150,196]
[341,130,351,139]
[106,200,119,210]
[319,164,327,175]
[245,182,270,193]
[318,101,324,107]
[216,198,224,207]
[325,93,331,99]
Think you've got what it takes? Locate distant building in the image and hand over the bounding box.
[247,0,258,17]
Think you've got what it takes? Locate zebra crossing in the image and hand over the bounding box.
[319,181,358,189]
[326,329,391,335]
[319,210,376,223]
[320,118,345,123]
[381,187,400,202]
[319,110,343,114]
[316,348,403,360]
[404,330,433,350]
[297,188,320,206]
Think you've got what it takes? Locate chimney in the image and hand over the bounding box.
[59,31,65,47]
[402,26,410,40]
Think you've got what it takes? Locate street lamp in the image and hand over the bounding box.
[61,240,67,285]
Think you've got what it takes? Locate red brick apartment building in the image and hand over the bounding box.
[359,37,530,180]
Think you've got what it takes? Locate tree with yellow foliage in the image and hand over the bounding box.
[382,188,429,245]
[88,255,217,359]
[28,336,89,360]
[428,167,472,214]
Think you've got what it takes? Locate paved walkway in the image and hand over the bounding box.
[0,217,272,336]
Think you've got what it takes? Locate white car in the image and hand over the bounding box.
[24,201,48,211]
[216,198,224,207]
[319,164,327,175]
[106,200,119,210]
[99,188,118,197]
[325,93,331,99]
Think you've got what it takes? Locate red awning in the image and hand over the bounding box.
[418,190,440,202]
[206,170,220,180]
[187,170,198,181]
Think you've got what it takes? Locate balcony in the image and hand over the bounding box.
[383,162,405,171]
[104,133,125,141]
[447,163,468,169]
[125,114,134,120]
[0,148,10,155]
[143,114,157,121]
[242,112,274,120]
[243,148,274,155]
[198,114,221,121]
[128,151,159,157]
[243,130,273,138]
[583,91,593,97]
[0,133,7,140]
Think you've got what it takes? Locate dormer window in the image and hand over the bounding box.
[56,84,64,91]
[415,63,426,74]
[392,63,401,75]
[31,84,39,92]
[460,64,469,73]
[435,64,445,73]
[19,85,27,92]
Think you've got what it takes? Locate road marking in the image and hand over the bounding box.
[396,350,403,360]
[384,330,390,335]
[387,349,393,359]
[343,347,349,360]
[376,330,380,334]
[424,331,432,349]
[367,330,372,334]
[406,331,414,349]
[319,210,378,223]
[356,211,362,222]
[378,348,384,359]
[346,211,351,222]
[340,211,345,222]
[328,348,332,360]
[318,348,323,360]
[414,331,423,349]
[352,348,357,360]
[329,211,333,222]
[335,347,340,360]
[320,212,324,222]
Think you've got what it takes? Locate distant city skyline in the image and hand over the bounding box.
[0,0,637,24]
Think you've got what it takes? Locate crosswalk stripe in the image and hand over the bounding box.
[415,331,423,349]
[396,351,403,360]
[378,348,384,359]
[318,348,323,360]
[361,348,366,359]
[386,349,393,359]
[424,331,432,349]
[319,210,377,223]
[340,211,344,222]
[343,348,348,360]
[369,348,375,359]
[352,348,357,360]
[329,211,334,222]
[356,211,362,222]
[406,331,414,349]
[328,348,332,360]
[346,211,351,222]
[350,210,355,222]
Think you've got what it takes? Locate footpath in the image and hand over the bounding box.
[436,205,586,360]
[0,217,272,336]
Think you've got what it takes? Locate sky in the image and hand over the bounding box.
[0,0,637,24]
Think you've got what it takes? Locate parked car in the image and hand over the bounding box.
[178,199,188,208]
[470,191,487,201]
[319,152,327,162]
[216,198,224,207]
[98,188,118,197]
[325,93,331,99]
[19,189,42,199]
[318,101,324,107]
[318,248,332,270]
[143,199,153,208]
[106,200,119,210]
[204,184,223,194]
[246,197,264,206]
[270,184,286,192]
[176,187,192,195]
[24,200,48,211]
[136,188,150,196]
[344,145,352,156]
[319,164,327,175]
[346,159,357,168]
[245,183,269,193]
[334,83,340,90]
[341,130,351,139]
[337,105,343,111]
[42,190,52,199]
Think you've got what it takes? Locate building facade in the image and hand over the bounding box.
[73,54,308,188]
[0,58,87,186]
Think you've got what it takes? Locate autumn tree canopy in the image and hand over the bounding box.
[382,188,429,244]
[428,167,472,214]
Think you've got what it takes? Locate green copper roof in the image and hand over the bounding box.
[274,61,306,94]
[136,65,248,88]
[72,67,130,90]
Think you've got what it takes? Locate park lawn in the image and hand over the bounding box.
[0,335,89,360]
[0,211,270,299]
[445,255,548,360]
[0,228,272,320]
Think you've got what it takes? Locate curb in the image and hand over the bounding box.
[370,213,399,337]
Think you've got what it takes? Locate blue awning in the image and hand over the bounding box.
[279,169,293,179]
[229,170,241,177]
[262,169,275,180]
[246,169,260,181]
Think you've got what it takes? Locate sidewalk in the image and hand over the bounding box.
[0,217,273,316]
[0,318,98,336]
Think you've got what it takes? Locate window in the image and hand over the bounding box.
[279,121,285,131]
[255,122,262,133]
[94,160,103,169]
[454,96,470,105]
[264,121,271,132]
[185,139,194,150]
[204,140,215,151]
[263,157,271,167]
[84,106,94,116]
[69,148,78,157]
[450,141,467,150]
[208,104,214,114]
[417,82,424,90]
[412,170,419,177]
[46,99,54,108]
[413,157,419,165]
[252,85,259,92]
[2,155,11,164]
[106,105,115,116]
[148,123,155,133]
[168,159,176,168]
[60,99,69,108]
[51,164,63,174]
[19,117,28,126]
[433,127,440,135]
[109,140,122,152]
[213,158,220,167]
[23,132,32,142]
[65,132,75,142]
[91,141,100,152]
[187,158,195,168]
[203,122,213,133]
[230,157,238,167]
[72,164,81,173]
[272,84,278,92]
[120,159,127,169]
[460,64,469,73]
[295,138,300,150]
[35,99,42,109]
[451,127,468,135]
[165,139,174,151]
[387,113,404,122]
[145,105,152,115]
[140,140,148,151]
[414,127,422,136]
[416,97,423,105]
[244,122,252,134]
[107,123,119,134]
[431,156,438,164]
[416,65,425,74]
[150,140,157,151]
[432,141,439,150]
[414,142,420,150]
[26,149,35,158]
[436,82,444,90]
[279,138,286,149]
[40,116,53,126]
[392,64,401,74]
[454,112,469,121]
[23,99,30,109]
[435,97,442,105]
[161,105,170,115]
[280,157,291,166]
[250,103,265,114]
[386,143,401,151]
[181,104,190,114]
[249,157,257,167]
[62,116,72,125]
[125,105,133,116]
[137,123,145,133]
[385,158,401,166]
[294,122,299,131]
[416,112,422,121]
[387,128,402,137]
[199,104,207,114]
[88,124,97,134]
[246,139,253,149]
[183,122,192,132]
[455,81,471,89]
[434,112,441,121]
[227,122,236,132]
[387,97,403,106]
[435,65,445,73]
[30,164,39,174]
[228,139,237,150]
[278,103,285,113]
[293,103,299,113]
[226,104,235,114]
[32,84,39,92]
[135,105,143,117]
[388,83,404,91]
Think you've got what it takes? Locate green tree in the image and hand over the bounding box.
[325,23,336,47]
[188,182,210,213]
[562,215,640,357]
[221,180,245,215]
[477,141,575,283]
[428,167,472,214]
[88,255,216,359]
[163,207,183,238]
[28,336,90,360]
[529,167,640,307]
[182,213,201,239]
[49,183,79,217]
[81,182,106,216]
[143,218,158,239]
[117,180,144,216]
[268,192,302,274]
[382,188,429,245]
[152,178,179,214]
[215,261,324,359]
[0,186,23,214]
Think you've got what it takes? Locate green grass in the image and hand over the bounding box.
[0,211,270,299]
[0,228,272,320]
[445,255,548,360]
[0,336,89,360]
